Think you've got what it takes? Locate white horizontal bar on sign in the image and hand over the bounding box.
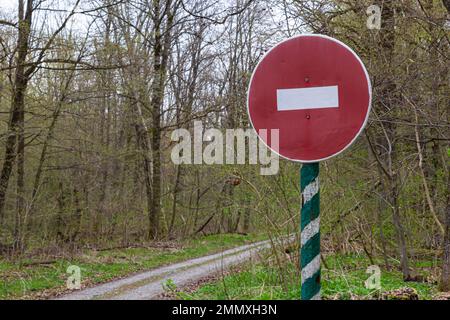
[276,85,339,111]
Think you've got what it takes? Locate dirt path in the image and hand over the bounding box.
[57,239,273,300]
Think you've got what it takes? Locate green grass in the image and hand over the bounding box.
[182,253,439,300]
[0,233,263,299]
[179,264,299,300]
[322,254,437,300]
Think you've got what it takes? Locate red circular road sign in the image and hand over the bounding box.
[247,34,372,162]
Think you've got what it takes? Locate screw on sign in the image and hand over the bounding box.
[247,34,372,300]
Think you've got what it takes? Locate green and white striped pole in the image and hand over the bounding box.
[300,163,320,300]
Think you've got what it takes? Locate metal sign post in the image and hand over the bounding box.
[300,163,320,300]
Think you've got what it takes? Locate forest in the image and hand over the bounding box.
[0,0,448,300]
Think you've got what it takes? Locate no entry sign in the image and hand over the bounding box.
[247,34,372,162]
[247,34,373,300]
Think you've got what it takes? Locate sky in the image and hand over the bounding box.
[0,0,16,13]
[0,0,305,42]
[0,0,86,20]
[0,0,95,36]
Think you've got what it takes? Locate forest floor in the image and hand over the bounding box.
[0,233,265,299]
[1,234,447,300]
[173,251,447,300]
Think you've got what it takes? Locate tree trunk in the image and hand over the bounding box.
[440,175,450,291]
[13,103,25,253]
[56,181,65,241]
[0,0,33,223]
[374,0,411,280]
[243,202,251,233]
[134,119,153,237]
[148,0,174,239]
[168,164,181,237]
[390,177,410,279]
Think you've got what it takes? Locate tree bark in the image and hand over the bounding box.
[148,0,174,239]
[0,0,33,224]
[168,164,181,237]
[440,172,450,291]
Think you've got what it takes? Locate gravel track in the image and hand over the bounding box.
[57,239,273,300]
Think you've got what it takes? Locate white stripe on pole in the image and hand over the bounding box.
[277,85,339,111]
[301,217,320,246]
[302,179,319,203]
[310,292,321,300]
[301,254,321,284]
